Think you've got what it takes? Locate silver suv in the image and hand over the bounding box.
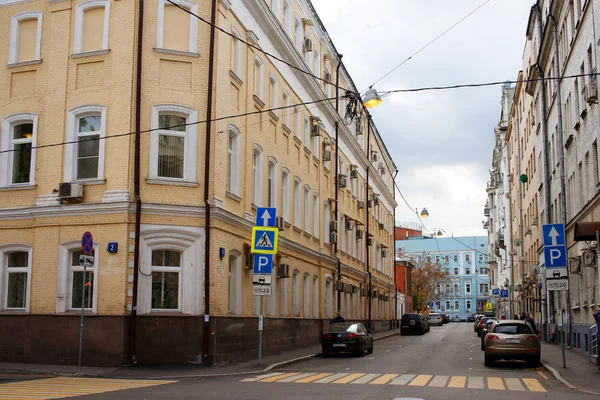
[428,313,443,326]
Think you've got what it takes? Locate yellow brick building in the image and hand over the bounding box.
[0,0,397,366]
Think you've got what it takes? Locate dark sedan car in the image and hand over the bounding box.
[400,313,430,335]
[322,322,374,357]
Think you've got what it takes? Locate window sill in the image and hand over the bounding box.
[293,136,302,146]
[268,110,280,121]
[313,155,320,164]
[226,191,242,202]
[253,95,266,109]
[7,59,42,69]
[146,178,199,187]
[303,231,312,238]
[304,146,311,156]
[80,179,106,186]
[0,309,28,314]
[282,124,292,134]
[293,226,302,233]
[229,70,243,86]
[145,311,191,316]
[581,108,588,119]
[64,310,97,316]
[313,236,320,243]
[0,184,36,192]
[72,49,110,59]
[284,221,292,228]
[153,48,199,58]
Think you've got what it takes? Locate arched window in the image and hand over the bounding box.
[254,55,264,100]
[313,193,319,239]
[303,273,310,317]
[324,201,330,244]
[156,0,198,53]
[282,90,291,127]
[9,11,42,64]
[227,125,241,196]
[294,177,301,229]
[252,145,264,206]
[268,157,277,208]
[269,73,278,111]
[267,265,277,316]
[74,0,111,54]
[230,27,242,78]
[325,276,333,318]
[228,250,242,314]
[292,269,300,316]
[281,168,291,222]
[0,245,32,311]
[312,275,319,318]
[304,185,311,234]
[1,113,38,187]
[64,105,107,181]
[283,0,291,34]
[294,16,302,52]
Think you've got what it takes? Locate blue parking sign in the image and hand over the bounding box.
[253,254,273,274]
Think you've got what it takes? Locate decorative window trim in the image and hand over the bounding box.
[137,224,204,315]
[1,113,38,188]
[64,105,106,182]
[293,177,301,229]
[228,249,242,315]
[74,0,110,54]
[252,144,264,207]
[281,168,290,222]
[57,240,99,313]
[227,124,242,197]
[269,73,278,110]
[303,184,311,234]
[156,0,198,53]
[313,192,319,239]
[268,156,278,208]
[231,26,243,79]
[149,104,198,184]
[9,11,42,64]
[254,55,264,100]
[0,244,32,312]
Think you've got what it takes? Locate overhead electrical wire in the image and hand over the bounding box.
[165,0,345,89]
[366,0,493,91]
[0,98,335,155]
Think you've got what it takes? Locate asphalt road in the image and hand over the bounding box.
[0,323,595,399]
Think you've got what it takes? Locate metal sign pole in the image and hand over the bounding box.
[258,297,263,365]
[77,260,87,374]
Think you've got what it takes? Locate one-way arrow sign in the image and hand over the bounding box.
[543,224,565,246]
[256,207,276,227]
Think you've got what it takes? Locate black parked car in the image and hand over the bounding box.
[321,322,373,357]
[441,314,450,324]
[400,313,430,335]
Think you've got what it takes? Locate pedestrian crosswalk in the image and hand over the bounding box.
[241,372,547,392]
[0,376,175,399]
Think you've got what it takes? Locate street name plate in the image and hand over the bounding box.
[253,284,271,296]
[547,279,569,291]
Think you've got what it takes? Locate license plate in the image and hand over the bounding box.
[506,338,521,344]
[402,325,408,328]
[333,343,346,347]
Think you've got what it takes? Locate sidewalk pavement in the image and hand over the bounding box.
[0,329,400,380]
[541,341,600,396]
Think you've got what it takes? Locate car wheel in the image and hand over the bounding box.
[477,331,481,337]
[484,354,493,367]
[480,340,485,351]
[356,341,366,357]
[367,342,374,354]
[530,356,541,368]
[322,349,331,357]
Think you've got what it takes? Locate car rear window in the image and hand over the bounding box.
[494,324,533,334]
[402,314,419,320]
[327,323,355,333]
[429,314,440,318]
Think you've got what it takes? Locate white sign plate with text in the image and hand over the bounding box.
[547,279,569,291]
[253,284,272,296]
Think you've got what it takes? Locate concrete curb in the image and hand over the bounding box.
[542,361,600,396]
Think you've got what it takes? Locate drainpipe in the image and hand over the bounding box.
[130,0,144,366]
[366,115,372,329]
[334,54,343,312]
[393,168,398,328]
[202,0,217,364]
[534,3,553,336]
[550,12,572,348]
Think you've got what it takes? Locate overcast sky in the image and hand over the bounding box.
[310,0,532,237]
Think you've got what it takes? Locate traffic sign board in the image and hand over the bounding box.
[251,227,279,254]
[547,279,569,291]
[256,207,276,227]
[544,245,567,268]
[500,289,509,298]
[543,224,566,246]
[491,288,499,296]
[81,231,94,255]
[253,285,272,296]
[546,267,568,279]
[253,254,273,274]
[253,274,272,284]
[79,254,94,268]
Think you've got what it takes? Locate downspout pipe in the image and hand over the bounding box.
[366,115,372,329]
[130,0,144,366]
[334,54,343,312]
[202,0,218,364]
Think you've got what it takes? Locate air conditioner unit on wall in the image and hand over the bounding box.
[338,175,347,188]
[330,220,338,231]
[357,200,365,209]
[356,230,364,240]
[324,72,332,82]
[276,216,285,231]
[323,149,331,162]
[569,258,581,274]
[350,169,358,179]
[277,264,290,278]
[583,249,596,267]
[303,37,312,52]
[329,231,338,244]
[59,182,84,200]
[345,220,353,231]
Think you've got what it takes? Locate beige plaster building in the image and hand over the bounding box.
[0,0,397,366]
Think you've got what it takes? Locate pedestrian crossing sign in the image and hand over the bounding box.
[251,227,279,254]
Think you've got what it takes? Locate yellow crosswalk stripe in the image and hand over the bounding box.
[332,373,365,384]
[369,374,398,385]
[538,371,549,380]
[448,376,466,388]
[408,374,432,387]
[0,377,174,399]
[295,373,332,383]
[522,378,547,392]
[351,374,381,384]
[259,372,300,382]
[487,377,505,390]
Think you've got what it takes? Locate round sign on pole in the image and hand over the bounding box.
[82,231,94,255]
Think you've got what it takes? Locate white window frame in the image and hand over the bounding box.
[0,244,32,312]
[313,130,319,158]
[156,0,198,53]
[269,73,278,110]
[280,275,289,316]
[292,269,300,316]
[74,0,111,54]
[252,144,264,206]
[466,300,471,312]
[57,240,100,313]
[282,90,291,128]
[324,201,330,244]
[135,224,204,315]
[283,0,292,35]
[281,168,291,222]
[228,250,242,314]
[227,124,241,196]
[304,185,311,234]
[231,26,242,78]
[64,105,107,182]
[313,193,319,239]
[294,177,301,229]
[149,104,198,183]
[313,49,320,76]
[466,282,471,294]
[294,106,301,138]
[294,15,302,52]
[454,300,460,310]
[304,116,310,147]
[1,113,38,188]
[9,11,42,64]
[254,55,264,100]
[268,157,278,208]
[325,275,333,317]
[270,0,279,14]
[312,275,319,317]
